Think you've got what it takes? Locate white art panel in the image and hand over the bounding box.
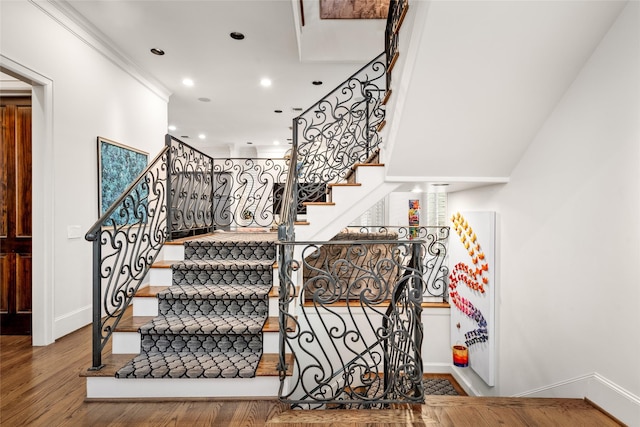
[449,211,496,386]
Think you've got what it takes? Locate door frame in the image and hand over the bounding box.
[1,55,54,345]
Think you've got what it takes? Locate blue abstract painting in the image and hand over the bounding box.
[98,137,148,224]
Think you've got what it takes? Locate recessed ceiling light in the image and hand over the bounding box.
[312,80,323,86]
[198,97,211,102]
[182,78,194,87]
[412,186,422,193]
[230,32,245,40]
[198,134,206,140]
[168,125,176,131]
[260,78,272,87]
[247,142,253,145]
[292,107,303,112]
[273,140,280,145]
[150,48,165,56]
[431,183,450,187]
[181,135,190,138]
[274,109,282,113]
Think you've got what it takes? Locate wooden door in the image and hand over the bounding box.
[0,96,32,335]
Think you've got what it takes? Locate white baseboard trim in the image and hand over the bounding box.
[54,305,91,339]
[450,368,483,397]
[514,372,640,426]
[423,362,453,375]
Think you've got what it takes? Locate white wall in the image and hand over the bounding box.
[1,1,168,342]
[448,3,639,424]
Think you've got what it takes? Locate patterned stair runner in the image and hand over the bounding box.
[116,232,277,379]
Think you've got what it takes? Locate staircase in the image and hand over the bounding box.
[85,232,293,398]
[296,156,402,242]
[84,1,413,403]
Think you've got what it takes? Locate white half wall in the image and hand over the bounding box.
[1,1,169,342]
[448,3,639,425]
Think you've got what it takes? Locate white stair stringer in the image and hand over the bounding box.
[296,166,401,242]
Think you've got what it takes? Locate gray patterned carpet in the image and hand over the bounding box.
[116,232,277,379]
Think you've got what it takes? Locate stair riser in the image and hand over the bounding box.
[86,376,290,399]
[172,268,273,287]
[158,298,268,317]
[140,333,263,353]
[150,268,172,286]
[113,331,285,354]
[159,245,185,261]
[184,243,276,261]
[149,267,278,287]
[132,297,158,317]
[133,295,279,317]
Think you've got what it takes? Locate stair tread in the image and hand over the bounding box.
[302,299,451,309]
[354,162,384,168]
[263,316,296,333]
[115,350,264,379]
[151,260,174,268]
[82,352,293,378]
[302,201,336,206]
[158,283,272,300]
[140,313,267,335]
[268,286,298,298]
[135,286,169,297]
[116,316,291,333]
[137,285,286,299]
[327,183,362,188]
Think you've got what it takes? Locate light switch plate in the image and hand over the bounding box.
[67,225,82,239]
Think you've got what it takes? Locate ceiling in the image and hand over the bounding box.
[10,1,629,192]
[60,0,386,157]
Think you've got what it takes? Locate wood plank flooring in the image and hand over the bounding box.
[0,324,622,426]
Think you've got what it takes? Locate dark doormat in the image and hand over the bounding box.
[423,374,467,396]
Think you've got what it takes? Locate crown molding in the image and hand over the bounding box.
[30,0,171,103]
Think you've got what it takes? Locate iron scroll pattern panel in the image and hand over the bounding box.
[167,136,288,234]
[293,52,387,206]
[212,158,288,228]
[348,226,450,300]
[385,0,408,88]
[277,240,425,409]
[167,137,215,236]
[85,147,170,369]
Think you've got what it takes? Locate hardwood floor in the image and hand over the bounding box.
[0,324,622,426]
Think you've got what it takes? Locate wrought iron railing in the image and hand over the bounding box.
[346,226,450,301]
[86,136,288,369]
[277,237,425,408]
[385,0,409,89]
[292,52,387,209]
[86,147,170,370]
[167,135,288,237]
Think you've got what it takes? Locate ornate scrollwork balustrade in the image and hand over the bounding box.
[87,136,289,370]
[86,147,170,370]
[167,135,288,237]
[277,237,425,408]
[292,52,387,212]
[347,226,450,301]
[385,0,409,89]
[212,157,288,229]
